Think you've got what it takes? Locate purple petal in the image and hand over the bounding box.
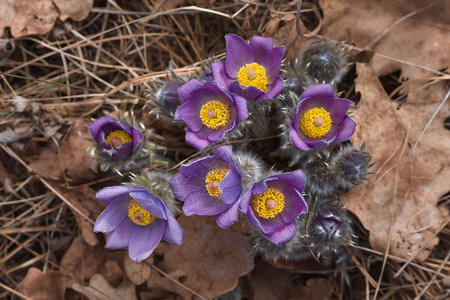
[182,191,229,216]
[281,188,307,224]
[229,81,264,101]
[129,191,167,220]
[131,127,142,148]
[224,34,254,77]
[232,95,249,122]
[174,101,203,132]
[163,212,183,245]
[300,84,335,101]
[289,127,312,150]
[96,186,143,205]
[250,36,284,84]
[219,169,242,205]
[185,130,210,150]
[334,116,356,142]
[128,219,165,261]
[93,198,128,232]
[211,61,232,91]
[239,189,252,214]
[260,78,283,99]
[265,221,296,244]
[272,170,306,192]
[322,98,354,123]
[216,200,239,229]
[178,79,204,104]
[105,217,135,249]
[88,116,118,141]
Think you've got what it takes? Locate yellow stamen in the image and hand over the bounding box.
[106,130,133,149]
[205,168,229,198]
[252,187,285,219]
[128,199,156,226]
[300,107,332,138]
[236,62,268,92]
[199,100,230,129]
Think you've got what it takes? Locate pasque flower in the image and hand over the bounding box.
[169,146,243,228]
[289,84,355,150]
[211,34,285,100]
[239,170,308,244]
[93,184,183,261]
[88,116,142,161]
[174,79,248,150]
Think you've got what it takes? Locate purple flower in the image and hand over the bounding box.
[239,171,307,244]
[211,34,284,100]
[174,79,248,150]
[93,185,183,261]
[289,84,355,150]
[169,146,243,228]
[88,116,142,160]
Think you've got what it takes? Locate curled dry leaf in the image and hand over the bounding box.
[10,0,59,38]
[49,183,103,246]
[124,253,152,285]
[29,120,97,184]
[320,0,450,78]
[289,278,334,300]
[0,0,16,37]
[247,260,297,300]
[61,236,106,287]
[341,63,449,261]
[72,274,137,300]
[0,127,33,143]
[157,215,256,299]
[53,0,93,21]
[20,268,66,300]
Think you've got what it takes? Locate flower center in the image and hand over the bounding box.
[128,199,156,226]
[236,62,268,92]
[199,100,230,129]
[106,130,133,149]
[252,187,285,219]
[205,168,229,198]
[300,107,332,138]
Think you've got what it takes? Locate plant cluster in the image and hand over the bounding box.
[87,34,372,264]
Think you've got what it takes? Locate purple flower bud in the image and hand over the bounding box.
[308,201,354,262]
[289,84,355,150]
[239,171,308,244]
[169,146,243,228]
[211,34,285,100]
[330,144,372,191]
[156,81,183,115]
[174,79,248,150]
[88,116,142,161]
[94,177,183,262]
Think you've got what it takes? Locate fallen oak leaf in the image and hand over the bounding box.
[341,63,449,261]
[72,274,137,300]
[53,0,93,21]
[157,215,256,299]
[10,0,59,38]
[19,267,67,300]
[0,0,16,37]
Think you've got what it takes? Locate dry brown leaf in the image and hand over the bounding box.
[72,274,137,300]
[247,260,297,300]
[50,183,103,246]
[147,268,192,300]
[53,0,93,21]
[102,259,124,287]
[29,120,97,184]
[0,0,16,37]
[289,278,334,300]
[319,0,450,78]
[341,63,449,261]
[61,236,106,286]
[20,267,66,300]
[156,215,256,299]
[124,253,152,286]
[10,0,59,38]
[263,256,331,273]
